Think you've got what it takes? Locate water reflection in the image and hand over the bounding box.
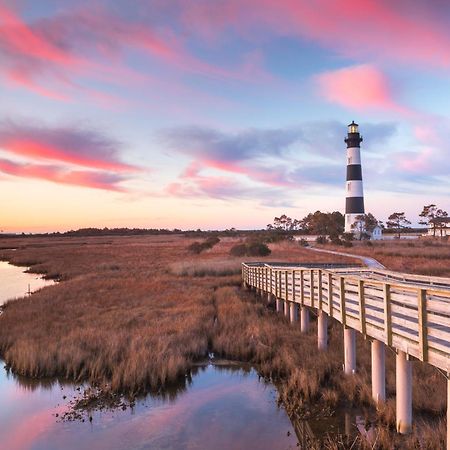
[0,261,54,306]
[0,362,299,450]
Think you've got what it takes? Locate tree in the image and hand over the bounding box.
[299,211,344,235]
[351,213,379,240]
[419,204,448,237]
[386,212,411,238]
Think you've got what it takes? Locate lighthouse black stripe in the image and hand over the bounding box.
[345,197,365,214]
[346,164,362,181]
[345,134,362,148]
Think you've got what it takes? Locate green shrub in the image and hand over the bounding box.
[230,244,247,257]
[316,235,328,244]
[230,241,271,257]
[188,236,221,254]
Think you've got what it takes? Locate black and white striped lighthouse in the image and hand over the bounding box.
[344,121,365,233]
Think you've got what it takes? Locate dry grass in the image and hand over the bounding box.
[0,235,354,393]
[322,239,450,277]
[0,235,446,447]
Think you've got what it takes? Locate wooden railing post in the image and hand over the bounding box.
[340,277,346,327]
[358,280,366,338]
[318,269,323,311]
[328,273,334,318]
[310,269,315,308]
[285,270,289,301]
[292,270,296,303]
[383,284,392,347]
[300,270,304,306]
[418,288,428,362]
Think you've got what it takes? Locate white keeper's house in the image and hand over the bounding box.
[427,217,450,237]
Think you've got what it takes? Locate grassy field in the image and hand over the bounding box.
[321,238,450,277]
[0,235,447,448]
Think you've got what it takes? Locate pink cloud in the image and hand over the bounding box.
[394,148,433,173]
[316,64,405,112]
[0,4,81,66]
[0,158,127,191]
[0,3,270,104]
[0,121,137,172]
[180,0,450,68]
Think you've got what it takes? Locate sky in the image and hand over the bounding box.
[0,0,449,232]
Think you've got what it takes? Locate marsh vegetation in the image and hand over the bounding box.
[0,235,446,448]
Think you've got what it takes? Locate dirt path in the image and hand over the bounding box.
[306,246,385,269]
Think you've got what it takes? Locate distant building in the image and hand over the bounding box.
[427,217,450,237]
[370,225,383,240]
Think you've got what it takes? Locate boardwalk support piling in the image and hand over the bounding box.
[344,327,356,374]
[300,306,310,333]
[276,298,282,313]
[284,300,290,318]
[447,375,450,450]
[290,302,298,323]
[318,311,328,350]
[371,340,386,405]
[396,350,412,434]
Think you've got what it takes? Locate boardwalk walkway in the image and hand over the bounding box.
[242,260,450,445]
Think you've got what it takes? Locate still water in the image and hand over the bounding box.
[0,261,54,307]
[0,262,300,450]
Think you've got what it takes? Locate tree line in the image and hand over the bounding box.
[267,203,448,239]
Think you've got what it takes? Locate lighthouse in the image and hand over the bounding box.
[344,121,365,233]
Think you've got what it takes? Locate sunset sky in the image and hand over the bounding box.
[1,0,449,232]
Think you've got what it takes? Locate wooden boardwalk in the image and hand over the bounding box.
[242,262,450,446]
[242,263,450,372]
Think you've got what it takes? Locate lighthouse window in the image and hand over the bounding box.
[348,157,352,164]
[347,182,351,191]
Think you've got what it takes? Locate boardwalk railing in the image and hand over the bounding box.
[242,262,450,445]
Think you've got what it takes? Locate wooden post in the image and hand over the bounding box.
[269,267,273,294]
[310,269,315,308]
[292,271,296,303]
[383,284,392,346]
[300,270,304,306]
[340,277,346,327]
[285,271,289,302]
[275,271,278,298]
[418,289,428,362]
[318,269,323,311]
[358,280,366,337]
[328,273,334,319]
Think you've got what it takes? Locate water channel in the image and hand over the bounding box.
[0,262,304,450]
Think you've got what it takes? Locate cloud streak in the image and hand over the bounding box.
[0,120,136,171]
[0,158,127,191]
[161,121,398,200]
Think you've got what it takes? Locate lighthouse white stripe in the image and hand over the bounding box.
[346,180,364,197]
[346,147,361,165]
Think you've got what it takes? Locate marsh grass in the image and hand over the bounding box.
[0,235,446,447]
[170,259,242,277]
[323,239,450,277]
